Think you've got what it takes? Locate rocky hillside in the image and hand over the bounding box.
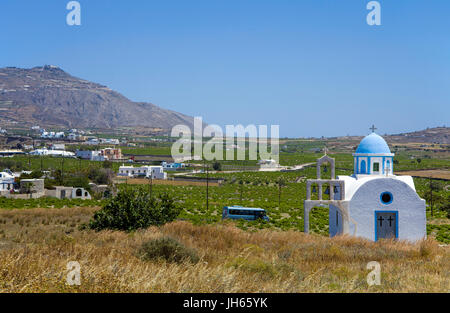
[387,127,450,145]
[0,65,195,130]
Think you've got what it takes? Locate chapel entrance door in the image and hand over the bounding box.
[376,212,397,240]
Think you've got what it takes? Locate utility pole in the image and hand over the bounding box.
[429,177,433,217]
[149,170,153,198]
[61,157,65,185]
[240,159,245,205]
[278,182,281,207]
[240,180,243,205]
[205,159,209,211]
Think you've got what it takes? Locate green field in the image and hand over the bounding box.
[0,155,121,172]
[114,165,449,243]
[1,140,449,243]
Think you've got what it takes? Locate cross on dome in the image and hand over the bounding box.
[370,124,377,133]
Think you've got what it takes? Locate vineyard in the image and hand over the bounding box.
[0,142,449,243]
[117,166,450,243]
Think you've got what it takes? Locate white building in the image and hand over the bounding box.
[66,129,85,141]
[76,150,105,161]
[84,138,99,145]
[100,138,120,145]
[49,143,65,151]
[146,166,167,179]
[258,159,279,169]
[84,138,120,145]
[118,165,167,179]
[0,170,16,192]
[68,133,77,141]
[40,130,65,139]
[304,132,426,242]
[161,162,186,170]
[29,148,75,157]
[45,186,91,200]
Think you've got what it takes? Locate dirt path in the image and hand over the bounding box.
[396,169,450,180]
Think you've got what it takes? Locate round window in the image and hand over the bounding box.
[380,192,393,204]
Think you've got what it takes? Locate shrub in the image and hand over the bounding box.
[0,159,23,171]
[228,257,277,279]
[102,160,113,169]
[419,238,439,258]
[87,188,181,231]
[88,167,114,185]
[65,174,90,189]
[138,236,199,264]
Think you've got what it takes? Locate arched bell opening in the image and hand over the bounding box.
[322,183,331,200]
[311,183,319,200]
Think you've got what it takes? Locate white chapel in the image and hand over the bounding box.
[304,129,427,242]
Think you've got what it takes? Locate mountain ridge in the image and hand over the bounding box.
[0,65,195,130]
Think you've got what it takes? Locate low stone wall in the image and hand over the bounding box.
[2,192,45,199]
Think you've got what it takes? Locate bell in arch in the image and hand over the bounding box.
[324,166,328,173]
[312,186,317,193]
[324,187,330,195]
[334,186,339,193]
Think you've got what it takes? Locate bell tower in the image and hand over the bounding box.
[304,153,347,234]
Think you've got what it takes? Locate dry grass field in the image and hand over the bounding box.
[0,207,448,293]
[396,170,450,180]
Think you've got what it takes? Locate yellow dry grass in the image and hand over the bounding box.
[396,170,450,180]
[0,207,448,293]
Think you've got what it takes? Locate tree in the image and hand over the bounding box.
[424,178,443,217]
[24,181,36,199]
[442,194,450,218]
[276,177,286,207]
[88,167,114,185]
[86,188,181,232]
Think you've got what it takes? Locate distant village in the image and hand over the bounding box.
[0,125,188,201]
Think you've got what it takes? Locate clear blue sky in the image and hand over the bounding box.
[1,0,448,137]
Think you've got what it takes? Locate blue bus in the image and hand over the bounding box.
[222,206,269,221]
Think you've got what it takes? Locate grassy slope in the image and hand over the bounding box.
[0,208,448,292]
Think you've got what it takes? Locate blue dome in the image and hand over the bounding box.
[356,133,391,154]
